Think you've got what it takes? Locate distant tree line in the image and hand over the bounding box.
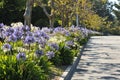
[1,0,120,35]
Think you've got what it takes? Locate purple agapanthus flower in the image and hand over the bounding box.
[46,51,55,59]
[38,37,46,48]
[21,25,30,32]
[14,27,22,31]
[26,31,33,36]
[1,30,6,38]
[33,31,41,38]
[8,34,17,42]
[65,31,71,36]
[71,25,75,28]
[35,50,44,57]
[16,52,26,61]
[80,27,88,36]
[39,31,49,40]
[5,28,14,36]
[2,43,12,52]
[66,41,74,46]
[0,23,4,28]
[41,27,51,33]
[49,43,59,50]
[13,30,23,39]
[69,25,76,32]
[43,34,49,40]
[24,36,35,44]
[53,27,66,33]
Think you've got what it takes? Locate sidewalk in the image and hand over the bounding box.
[69,36,120,80]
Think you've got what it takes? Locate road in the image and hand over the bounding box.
[70,36,120,80]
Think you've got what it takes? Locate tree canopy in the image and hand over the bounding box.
[0,0,117,33]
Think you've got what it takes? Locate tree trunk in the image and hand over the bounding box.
[61,12,65,27]
[66,12,69,27]
[49,16,54,28]
[24,0,33,30]
[76,14,79,27]
[36,0,55,28]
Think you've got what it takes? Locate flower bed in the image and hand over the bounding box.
[0,22,99,80]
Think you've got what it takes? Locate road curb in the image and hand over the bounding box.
[59,44,87,80]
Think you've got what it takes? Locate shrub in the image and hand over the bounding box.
[49,51,62,66]
[59,42,74,65]
[36,56,52,76]
[80,38,88,45]
[0,55,48,80]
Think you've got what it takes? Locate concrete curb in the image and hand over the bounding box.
[59,44,87,80]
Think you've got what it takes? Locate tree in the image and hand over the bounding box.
[34,0,55,28]
[0,0,26,24]
[113,2,120,25]
[24,0,34,28]
[90,0,114,21]
[54,0,76,27]
[32,6,49,27]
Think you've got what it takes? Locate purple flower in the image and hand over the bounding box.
[43,34,49,40]
[66,41,74,46]
[14,27,22,31]
[53,27,66,33]
[41,27,49,31]
[25,25,30,31]
[1,30,6,38]
[33,31,41,38]
[39,31,49,40]
[35,50,44,57]
[80,27,88,36]
[71,25,75,28]
[24,36,35,44]
[0,30,4,38]
[65,31,71,36]
[22,25,30,32]
[26,31,33,36]
[8,34,17,42]
[38,37,46,48]
[69,25,77,32]
[0,23,4,28]
[49,43,59,50]
[41,27,51,33]
[16,52,26,60]
[5,28,14,36]
[2,43,12,52]
[46,51,55,59]
[13,30,23,39]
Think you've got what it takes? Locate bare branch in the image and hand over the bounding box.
[35,0,50,18]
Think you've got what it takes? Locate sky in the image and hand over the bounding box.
[108,0,119,10]
[109,0,119,4]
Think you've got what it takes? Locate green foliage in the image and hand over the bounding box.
[0,0,26,24]
[0,0,50,26]
[54,0,76,27]
[80,38,89,45]
[36,56,52,76]
[91,0,114,21]
[113,3,120,26]
[0,0,115,30]
[59,42,74,65]
[50,51,62,66]
[102,26,120,35]
[32,6,49,27]
[0,55,47,80]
